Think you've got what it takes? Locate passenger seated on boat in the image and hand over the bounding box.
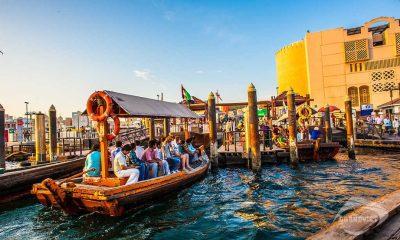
[110,141,123,171]
[141,140,169,178]
[177,139,192,170]
[114,144,140,185]
[129,143,149,181]
[170,135,179,152]
[198,145,209,162]
[185,138,199,163]
[135,140,145,159]
[162,136,181,173]
[84,144,101,177]
[156,139,170,176]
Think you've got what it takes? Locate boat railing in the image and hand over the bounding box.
[170,122,223,134]
[60,137,84,156]
[222,130,245,152]
[118,127,148,144]
[221,129,273,153]
[6,144,35,155]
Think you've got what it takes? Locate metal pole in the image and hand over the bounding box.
[24,102,29,134]
[345,96,356,159]
[248,83,261,171]
[287,89,298,165]
[35,112,46,163]
[0,104,5,170]
[324,104,332,142]
[208,92,218,167]
[49,105,57,161]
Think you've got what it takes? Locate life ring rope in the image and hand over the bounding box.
[96,114,120,141]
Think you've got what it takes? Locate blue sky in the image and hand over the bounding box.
[1,0,399,117]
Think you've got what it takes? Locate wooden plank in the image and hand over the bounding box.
[309,190,400,240]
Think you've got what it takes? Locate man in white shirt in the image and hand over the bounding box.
[109,141,122,171]
[134,140,145,159]
[114,144,140,185]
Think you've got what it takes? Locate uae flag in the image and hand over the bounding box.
[181,85,193,102]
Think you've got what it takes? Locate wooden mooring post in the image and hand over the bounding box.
[207,92,218,167]
[248,83,261,171]
[324,104,332,142]
[0,104,5,170]
[287,89,298,165]
[48,105,57,161]
[345,96,356,159]
[35,112,46,163]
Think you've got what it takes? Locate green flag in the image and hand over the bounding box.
[181,85,192,102]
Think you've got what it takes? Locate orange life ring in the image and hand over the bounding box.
[86,91,113,122]
[97,115,120,140]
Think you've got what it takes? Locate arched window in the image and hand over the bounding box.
[348,87,359,106]
[359,85,370,105]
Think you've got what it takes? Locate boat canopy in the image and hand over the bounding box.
[99,90,199,118]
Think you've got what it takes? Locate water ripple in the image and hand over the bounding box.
[1,152,400,240]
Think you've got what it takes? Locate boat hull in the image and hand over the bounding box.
[32,159,209,216]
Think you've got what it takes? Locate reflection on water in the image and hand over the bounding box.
[1,152,400,240]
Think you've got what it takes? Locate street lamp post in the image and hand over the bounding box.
[77,112,80,138]
[24,101,29,131]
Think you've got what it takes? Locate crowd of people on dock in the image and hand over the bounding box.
[83,135,209,185]
[356,115,400,137]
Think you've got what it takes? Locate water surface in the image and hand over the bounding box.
[1,152,400,240]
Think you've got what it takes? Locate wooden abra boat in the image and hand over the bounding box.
[32,90,205,216]
[32,159,209,216]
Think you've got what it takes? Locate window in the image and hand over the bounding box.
[344,39,370,62]
[348,87,359,106]
[359,85,370,105]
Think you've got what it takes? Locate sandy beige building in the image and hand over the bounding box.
[276,16,400,111]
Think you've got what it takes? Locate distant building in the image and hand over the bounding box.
[64,117,73,127]
[72,111,89,129]
[276,17,400,110]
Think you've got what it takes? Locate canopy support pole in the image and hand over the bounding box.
[149,118,155,140]
[98,105,109,178]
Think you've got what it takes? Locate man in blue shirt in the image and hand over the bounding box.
[129,142,148,181]
[84,144,101,177]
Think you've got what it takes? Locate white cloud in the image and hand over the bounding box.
[195,70,204,74]
[133,69,153,81]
